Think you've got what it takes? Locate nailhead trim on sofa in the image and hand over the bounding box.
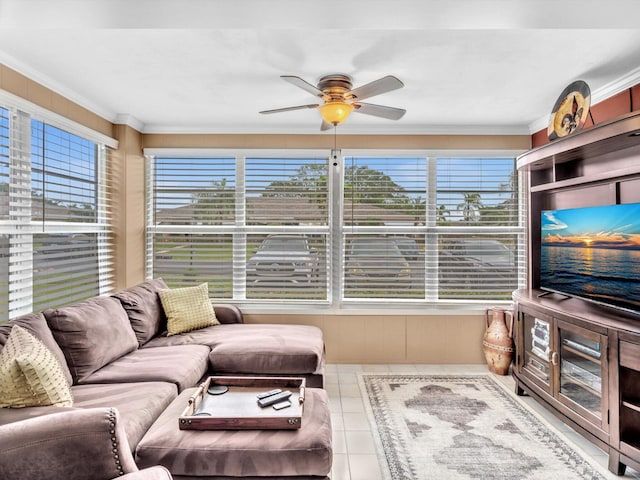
[107,408,125,477]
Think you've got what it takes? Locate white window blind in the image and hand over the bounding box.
[342,156,426,300]
[0,107,10,319]
[31,122,99,223]
[0,234,7,320]
[154,233,234,295]
[30,121,113,312]
[147,150,525,307]
[0,107,8,219]
[245,157,328,226]
[244,156,328,301]
[0,108,114,323]
[150,156,236,297]
[5,109,33,319]
[148,153,330,302]
[343,155,525,302]
[436,157,519,226]
[154,156,236,226]
[435,157,524,301]
[344,156,426,227]
[32,232,102,311]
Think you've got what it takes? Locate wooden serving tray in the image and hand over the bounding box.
[179,376,305,430]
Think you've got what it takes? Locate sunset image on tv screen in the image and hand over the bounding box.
[540,203,640,312]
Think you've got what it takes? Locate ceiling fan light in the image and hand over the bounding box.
[319,101,354,125]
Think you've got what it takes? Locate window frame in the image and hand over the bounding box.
[0,91,116,322]
[145,149,333,305]
[145,148,527,313]
[340,149,527,306]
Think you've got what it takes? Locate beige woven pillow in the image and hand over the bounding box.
[159,283,220,336]
[0,326,73,408]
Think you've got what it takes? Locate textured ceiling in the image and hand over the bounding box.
[1,0,640,134]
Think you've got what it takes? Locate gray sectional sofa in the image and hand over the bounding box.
[0,278,332,480]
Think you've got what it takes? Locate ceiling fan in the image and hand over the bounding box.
[259,74,406,130]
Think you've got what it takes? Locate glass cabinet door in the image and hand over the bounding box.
[558,321,606,422]
[521,310,552,390]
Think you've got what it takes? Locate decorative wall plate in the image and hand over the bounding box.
[547,80,591,141]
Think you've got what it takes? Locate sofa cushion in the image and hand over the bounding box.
[80,345,210,392]
[135,387,332,477]
[0,326,73,408]
[145,323,324,375]
[0,381,177,452]
[158,283,219,336]
[0,312,73,386]
[44,296,139,384]
[143,324,225,349]
[210,324,325,375]
[112,278,168,347]
[71,382,178,451]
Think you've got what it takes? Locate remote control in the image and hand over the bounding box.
[257,390,292,408]
[256,389,282,400]
[272,400,291,410]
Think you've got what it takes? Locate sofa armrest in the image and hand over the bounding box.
[0,407,140,480]
[119,466,173,480]
[213,303,244,324]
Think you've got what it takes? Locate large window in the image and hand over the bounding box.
[148,153,330,303]
[342,155,524,302]
[146,150,525,308]
[0,103,114,323]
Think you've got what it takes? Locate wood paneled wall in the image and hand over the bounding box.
[532,84,640,148]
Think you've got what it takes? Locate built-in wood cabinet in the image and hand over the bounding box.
[514,111,640,475]
[514,290,640,474]
[556,319,608,429]
[616,334,640,473]
[514,293,610,441]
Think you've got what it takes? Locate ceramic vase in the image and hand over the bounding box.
[482,307,514,375]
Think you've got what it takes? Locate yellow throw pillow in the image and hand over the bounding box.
[0,326,73,408]
[159,283,220,336]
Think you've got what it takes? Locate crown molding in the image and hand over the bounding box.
[591,66,640,105]
[0,54,118,125]
[114,114,145,132]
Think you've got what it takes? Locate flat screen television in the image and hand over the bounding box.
[540,202,640,315]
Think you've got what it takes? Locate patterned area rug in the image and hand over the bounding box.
[359,374,614,480]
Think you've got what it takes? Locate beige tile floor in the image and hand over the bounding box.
[326,364,640,480]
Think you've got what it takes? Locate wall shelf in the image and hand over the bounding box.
[518,111,640,173]
[519,112,640,190]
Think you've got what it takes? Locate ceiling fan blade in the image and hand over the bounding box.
[259,104,319,114]
[353,102,406,120]
[281,75,326,98]
[347,75,404,101]
[320,120,334,131]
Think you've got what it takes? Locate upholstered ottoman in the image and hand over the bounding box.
[135,386,332,479]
